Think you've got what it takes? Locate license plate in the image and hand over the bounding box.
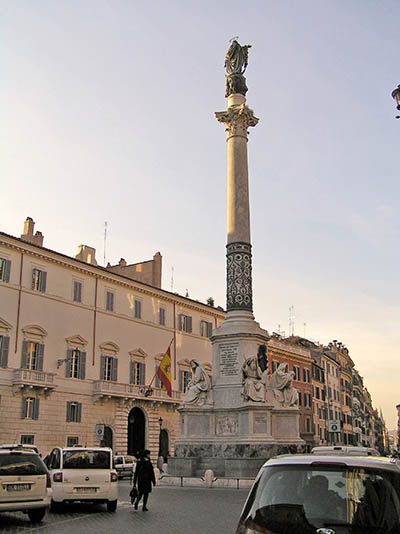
[6,484,31,491]
[73,487,98,494]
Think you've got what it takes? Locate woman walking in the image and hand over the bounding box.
[133,449,156,511]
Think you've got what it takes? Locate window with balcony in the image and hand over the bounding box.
[21,341,44,370]
[0,335,10,368]
[32,268,47,292]
[66,349,86,379]
[100,355,118,381]
[0,257,11,282]
[130,361,145,385]
[66,401,82,422]
[22,397,39,419]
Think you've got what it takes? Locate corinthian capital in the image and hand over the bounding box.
[215,104,259,139]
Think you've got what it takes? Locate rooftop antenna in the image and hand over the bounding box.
[288,305,295,336]
[170,266,174,292]
[303,322,306,338]
[103,221,108,266]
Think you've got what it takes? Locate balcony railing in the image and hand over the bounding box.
[13,368,57,392]
[92,380,182,403]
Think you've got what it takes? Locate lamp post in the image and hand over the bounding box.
[392,84,400,119]
[158,417,164,471]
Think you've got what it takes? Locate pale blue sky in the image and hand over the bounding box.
[1,1,399,427]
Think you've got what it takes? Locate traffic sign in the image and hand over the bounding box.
[96,424,105,440]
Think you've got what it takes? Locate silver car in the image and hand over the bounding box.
[0,448,51,522]
[236,453,400,534]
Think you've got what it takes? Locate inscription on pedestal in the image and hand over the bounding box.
[216,415,238,435]
[253,414,267,434]
[219,343,239,376]
[187,415,210,436]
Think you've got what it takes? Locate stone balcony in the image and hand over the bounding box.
[13,368,57,394]
[92,380,182,404]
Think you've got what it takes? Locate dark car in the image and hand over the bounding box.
[236,453,400,534]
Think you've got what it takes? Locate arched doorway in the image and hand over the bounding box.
[128,407,145,456]
[159,428,169,463]
[102,426,113,449]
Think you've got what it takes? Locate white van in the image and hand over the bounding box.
[311,445,380,456]
[46,447,118,512]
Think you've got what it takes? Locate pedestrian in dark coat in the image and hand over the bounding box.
[133,449,156,511]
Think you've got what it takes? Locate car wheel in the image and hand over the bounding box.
[50,499,62,513]
[107,499,117,512]
[27,507,46,523]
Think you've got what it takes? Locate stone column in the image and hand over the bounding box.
[216,94,258,321]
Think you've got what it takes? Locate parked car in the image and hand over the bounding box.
[236,453,400,534]
[45,447,118,512]
[114,454,136,479]
[0,443,40,455]
[311,445,380,456]
[0,447,51,522]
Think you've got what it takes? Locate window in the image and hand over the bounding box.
[130,361,145,385]
[20,435,35,444]
[134,300,141,319]
[293,366,301,381]
[178,314,192,333]
[106,291,114,312]
[67,436,79,447]
[315,386,320,399]
[22,397,39,419]
[159,307,166,326]
[66,348,86,379]
[0,257,11,282]
[298,392,302,406]
[32,268,47,292]
[200,320,213,338]
[21,341,44,370]
[179,370,192,392]
[0,335,10,368]
[100,355,118,381]
[306,417,311,433]
[73,281,82,302]
[271,361,279,372]
[66,401,82,422]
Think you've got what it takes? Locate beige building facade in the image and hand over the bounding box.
[0,219,225,460]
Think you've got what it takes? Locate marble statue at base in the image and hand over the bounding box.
[183,359,212,406]
[267,363,298,407]
[240,345,269,402]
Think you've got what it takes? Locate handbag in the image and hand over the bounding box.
[129,486,138,503]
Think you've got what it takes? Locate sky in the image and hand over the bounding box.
[1,1,399,428]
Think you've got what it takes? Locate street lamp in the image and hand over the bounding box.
[158,417,164,470]
[392,84,400,119]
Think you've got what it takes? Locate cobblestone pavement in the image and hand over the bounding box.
[0,480,249,533]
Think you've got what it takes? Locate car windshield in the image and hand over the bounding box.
[0,453,47,476]
[239,464,400,534]
[63,450,110,469]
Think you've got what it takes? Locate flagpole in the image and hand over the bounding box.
[143,337,174,397]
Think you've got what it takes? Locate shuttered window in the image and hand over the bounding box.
[66,349,86,379]
[179,370,192,392]
[100,355,118,381]
[159,308,165,326]
[21,341,44,371]
[200,320,213,338]
[73,281,82,302]
[134,300,141,319]
[0,258,11,282]
[106,291,114,312]
[130,361,145,385]
[32,268,47,292]
[22,397,39,419]
[66,401,82,422]
[178,314,192,333]
[0,336,10,368]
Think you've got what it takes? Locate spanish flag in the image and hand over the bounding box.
[157,346,172,396]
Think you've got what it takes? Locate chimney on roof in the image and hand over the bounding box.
[75,245,98,265]
[21,217,44,247]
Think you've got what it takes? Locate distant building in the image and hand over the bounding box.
[0,218,225,459]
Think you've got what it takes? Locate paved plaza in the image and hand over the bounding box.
[0,480,249,534]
